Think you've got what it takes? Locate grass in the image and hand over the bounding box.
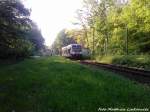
[96,55,150,70]
[0,56,150,112]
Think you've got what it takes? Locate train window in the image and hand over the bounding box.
[72,45,81,48]
[72,45,82,52]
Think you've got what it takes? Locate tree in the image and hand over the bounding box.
[0,0,44,59]
[75,0,150,56]
[77,0,115,55]
[52,29,76,55]
[121,0,150,54]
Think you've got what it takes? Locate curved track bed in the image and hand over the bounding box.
[80,60,150,85]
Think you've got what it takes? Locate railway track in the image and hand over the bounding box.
[79,60,150,85]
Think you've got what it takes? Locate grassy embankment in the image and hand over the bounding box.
[0,56,150,112]
[95,55,150,70]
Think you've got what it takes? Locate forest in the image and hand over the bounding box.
[0,0,44,59]
[53,0,150,55]
[0,0,150,69]
[52,0,150,69]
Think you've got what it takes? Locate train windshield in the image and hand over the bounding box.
[72,45,82,52]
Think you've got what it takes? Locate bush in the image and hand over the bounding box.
[96,55,150,70]
[0,39,34,59]
[112,55,150,70]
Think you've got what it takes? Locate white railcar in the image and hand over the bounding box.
[62,44,82,58]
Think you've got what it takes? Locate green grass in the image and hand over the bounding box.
[0,56,150,112]
[96,55,150,70]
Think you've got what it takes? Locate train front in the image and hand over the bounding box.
[70,44,82,58]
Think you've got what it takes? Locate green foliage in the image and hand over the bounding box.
[0,39,34,58]
[76,0,150,55]
[0,0,44,59]
[121,0,150,54]
[0,56,150,112]
[96,55,150,70]
[112,55,150,70]
[52,29,76,54]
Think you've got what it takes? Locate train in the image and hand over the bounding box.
[62,44,91,59]
[62,44,82,58]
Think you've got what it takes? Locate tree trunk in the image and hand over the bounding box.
[84,28,89,48]
[92,27,95,56]
[125,26,128,55]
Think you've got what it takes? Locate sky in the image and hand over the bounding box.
[23,0,82,46]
